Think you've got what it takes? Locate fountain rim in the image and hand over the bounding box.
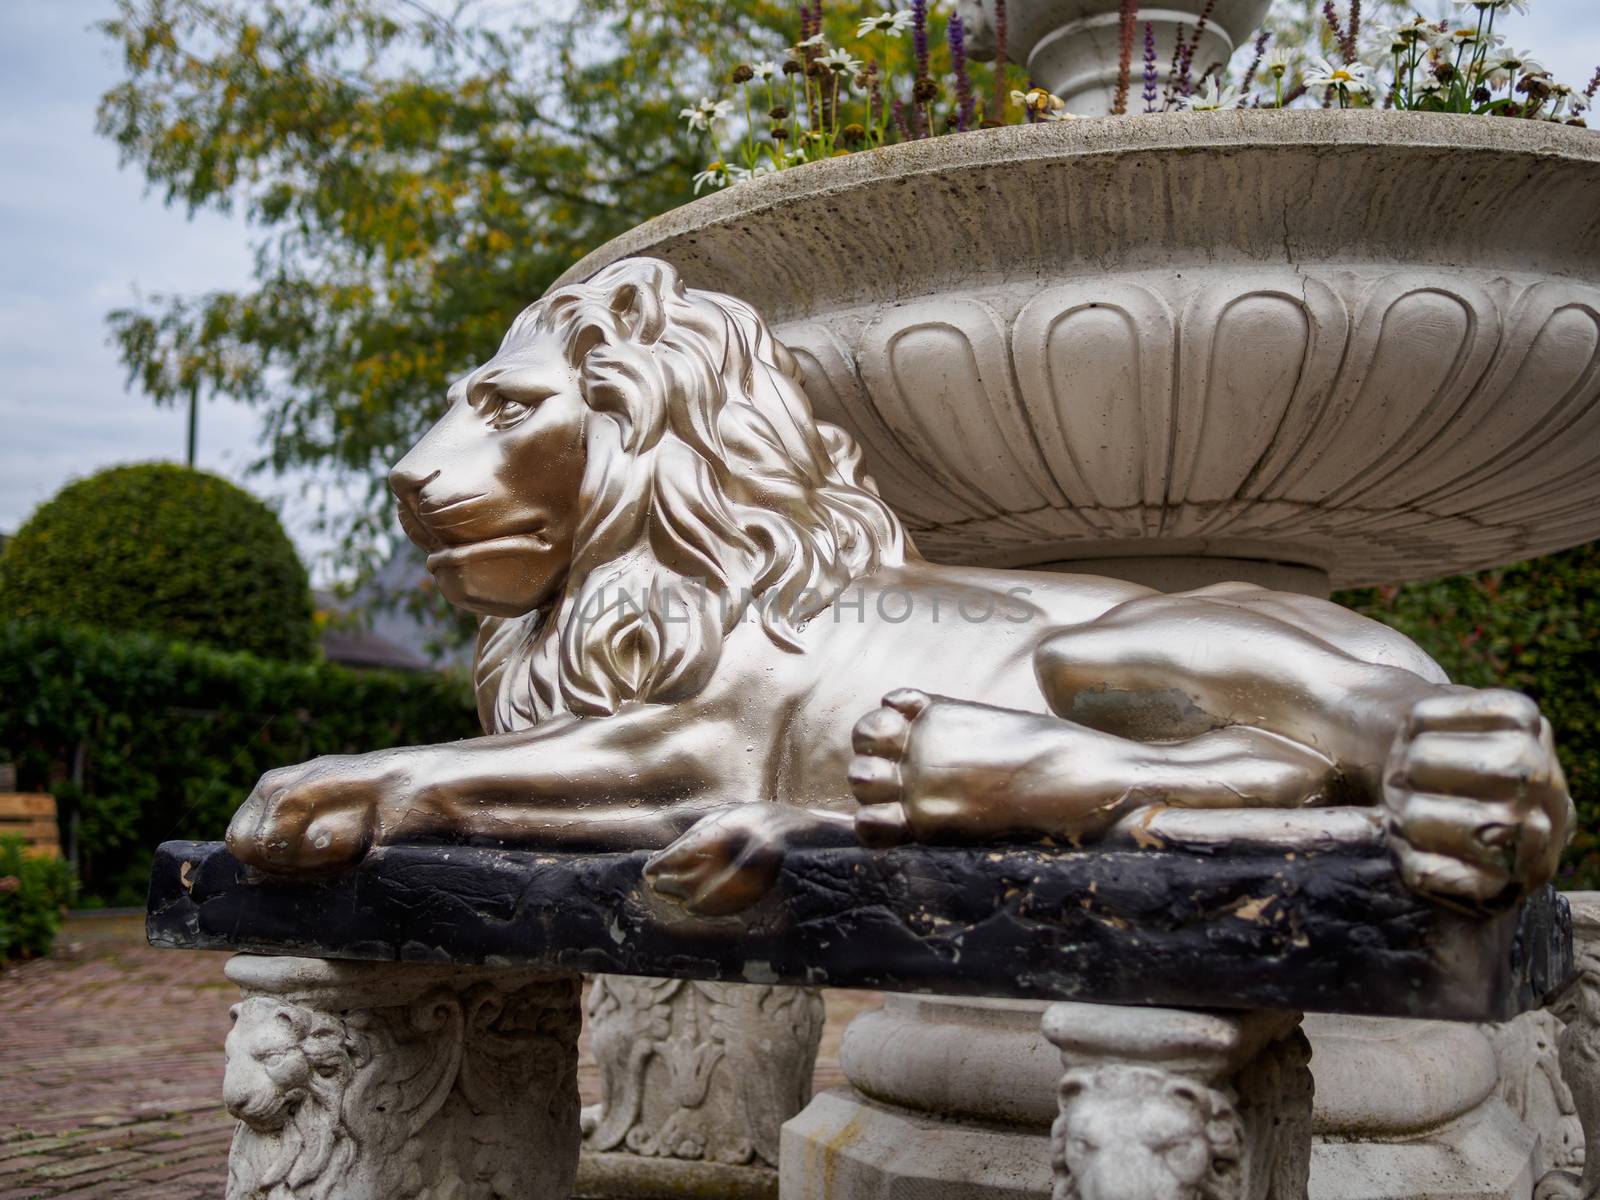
[556,109,1600,292]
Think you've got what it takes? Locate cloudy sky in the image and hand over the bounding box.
[4,0,1600,581]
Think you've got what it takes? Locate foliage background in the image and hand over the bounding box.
[0,836,75,964]
[1340,545,1600,887]
[0,620,477,905]
[0,463,316,661]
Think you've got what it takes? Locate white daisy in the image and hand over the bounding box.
[1444,25,1501,49]
[679,97,733,132]
[751,60,782,83]
[1183,77,1243,111]
[1265,46,1296,78]
[818,48,863,76]
[692,162,729,192]
[856,10,915,37]
[1495,47,1544,73]
[1304,55,1374,97]
[794,32,827,50]
[1453,0,1530,13]
[1389,16,1435,47]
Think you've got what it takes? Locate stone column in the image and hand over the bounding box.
[1537,894,1600,1200]
[1043,1003,1313,1200]
[954,0,1272,116]
[580,976,824,1199]
[222,954,581,1200]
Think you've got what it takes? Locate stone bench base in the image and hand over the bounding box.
[148,839,1588,1200]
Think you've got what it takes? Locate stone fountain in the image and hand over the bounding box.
[555,108,1600,1200]
[142,5,1600,1199]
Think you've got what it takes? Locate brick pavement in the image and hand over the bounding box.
[0,913,875,1199]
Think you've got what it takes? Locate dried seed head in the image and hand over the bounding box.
[771,124,790,140]
[841,122,867,145]
[732,64,755,84]
[769,104,790,119]
[783,58,803,75]
[913,76,939,103]
[1519,73,1553,99]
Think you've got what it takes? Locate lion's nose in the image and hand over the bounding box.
[389,459,439,505]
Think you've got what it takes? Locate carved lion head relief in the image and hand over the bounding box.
[1052,1064,1243,1200]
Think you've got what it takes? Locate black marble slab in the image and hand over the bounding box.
[147,837,1571,1021]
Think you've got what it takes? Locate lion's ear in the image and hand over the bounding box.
[600,268,667,344]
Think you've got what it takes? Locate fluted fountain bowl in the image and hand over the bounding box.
[558,111,1600,588]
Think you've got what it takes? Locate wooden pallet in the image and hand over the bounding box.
[0,793,60,858]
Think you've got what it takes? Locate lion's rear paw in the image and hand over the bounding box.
[848,689,932,846]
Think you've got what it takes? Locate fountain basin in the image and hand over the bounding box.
[558,111,1600,587]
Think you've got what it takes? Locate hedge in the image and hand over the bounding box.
[0,619,478,905]
[0,463,316,661]
[0,836,74,964]
[1340,540,1599,888]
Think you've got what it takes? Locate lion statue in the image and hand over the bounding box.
[1052,1066,1243,1200]
[225,256,1571,916]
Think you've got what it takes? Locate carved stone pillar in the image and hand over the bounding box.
[579,976,823,1197]
[1043,1003,1313,1200]
[222,954,581,1200]
[1538,894,1600,1200]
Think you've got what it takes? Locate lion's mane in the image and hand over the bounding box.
[474,257,907,728]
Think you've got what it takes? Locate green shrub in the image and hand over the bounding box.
[0,463,315,661]
[0,619,478,905]
[0,836,74,964]
[1339,541,1600,888]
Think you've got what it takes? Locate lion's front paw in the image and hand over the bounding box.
[1385,688,1573,908]
[225,757,383,874]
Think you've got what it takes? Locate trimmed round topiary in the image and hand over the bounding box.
[0,463,315,661]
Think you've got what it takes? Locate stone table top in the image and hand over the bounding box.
[146,834,1571,1022]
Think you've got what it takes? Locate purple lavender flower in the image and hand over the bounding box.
[911,0,930,81]
[949,14,975,131]
[1142,22,1159,112]
[892,97,912,141]
[867,58,884,134]
[990,0,1009,120]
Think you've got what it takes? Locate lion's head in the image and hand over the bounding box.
[1051,1065,1243,1200]
[392,257,906,726]
[224,997,361,1196]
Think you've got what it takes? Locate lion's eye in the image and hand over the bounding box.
[487,397,535,430]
